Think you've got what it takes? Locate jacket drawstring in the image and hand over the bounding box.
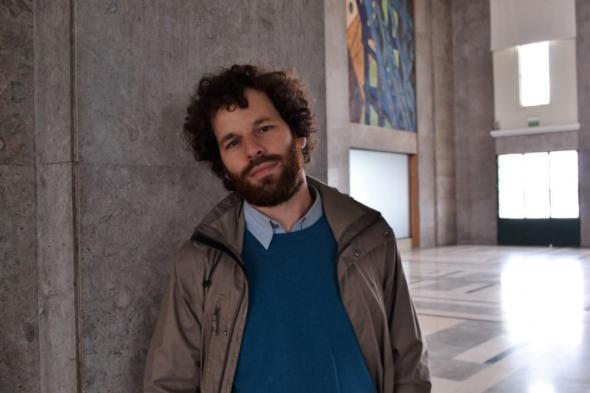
[192,231,245,289]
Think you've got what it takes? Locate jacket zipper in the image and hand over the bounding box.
[217,284,247,393]
[191,231,247,393]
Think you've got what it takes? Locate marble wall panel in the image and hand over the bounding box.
[453,0,497,244]
[415,0,436,248]
[77,163,225,392]
[32,2,80,391]
[75,0,326,180]
[324,0,351,192]
[34,0,73,165]
[0,165,38,393]
[437,197,457,243]
[494,131,579,155]
[415,0,456,247]
[0,0,34,166]
[349,124,417,154]
[433,0,456,246]
[0,1,39,392]
[36,163,78,393]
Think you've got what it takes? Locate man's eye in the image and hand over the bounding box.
[259,125,273,133]
[225,140,239,150]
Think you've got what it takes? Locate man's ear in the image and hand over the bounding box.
[296,137,307,149]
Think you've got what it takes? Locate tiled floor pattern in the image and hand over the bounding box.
[401,245,590,393]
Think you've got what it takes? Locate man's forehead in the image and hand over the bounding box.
[212,108,274,127]
[213,92,278,125]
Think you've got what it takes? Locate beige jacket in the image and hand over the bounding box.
[144,177,431,393]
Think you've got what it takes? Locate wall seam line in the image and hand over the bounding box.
[32,0,41,391]
[69,0,82,391]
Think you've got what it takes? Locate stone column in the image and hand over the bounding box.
[452,0,497,244]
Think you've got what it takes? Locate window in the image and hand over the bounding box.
[523,152,550,218]
[498,151,579,219]
[518,41,551,107]
[498,154,526,218]
[549,151,579,218]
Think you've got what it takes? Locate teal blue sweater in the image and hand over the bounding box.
[233,215,377,393]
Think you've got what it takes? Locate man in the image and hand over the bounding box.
[144,64,431,393]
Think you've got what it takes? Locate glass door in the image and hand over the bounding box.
[497,150,580,246]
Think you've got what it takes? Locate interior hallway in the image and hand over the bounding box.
[402,245,590,393]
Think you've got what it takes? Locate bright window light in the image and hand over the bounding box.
[518,41,551,107]
[498,151,579,219]
[549,151,579,218]
[523,152,550,219]
[498,154,525,219]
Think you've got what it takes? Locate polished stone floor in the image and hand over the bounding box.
[401,245,590,393]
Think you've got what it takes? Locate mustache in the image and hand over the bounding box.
[242,155,282,178]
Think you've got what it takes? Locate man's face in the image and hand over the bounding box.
[211,89,306,207]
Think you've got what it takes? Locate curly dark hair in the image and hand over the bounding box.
[183,64,316,185]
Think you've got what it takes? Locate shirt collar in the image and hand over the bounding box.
[243,185,324,250]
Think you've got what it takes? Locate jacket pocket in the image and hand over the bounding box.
[202,300,231,392]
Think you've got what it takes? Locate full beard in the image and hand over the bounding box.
[226,142,304,207]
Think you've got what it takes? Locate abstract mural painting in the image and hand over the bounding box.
[346,0,416,131]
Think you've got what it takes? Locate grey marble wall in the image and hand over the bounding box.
[0,1,39,392]
[76,2,326,392]
[452,0,497,244]
[416,0,456,247]
[415,0,436,247]
[495,131,579,155]
[35,2,79,392]
[432,0,457,246]
[0,165,38,393]
[577,0,590,247]
[2,1,327,392]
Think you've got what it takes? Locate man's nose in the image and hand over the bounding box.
[243,136,265,159]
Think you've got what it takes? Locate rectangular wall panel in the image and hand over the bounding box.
[350,149,411,238]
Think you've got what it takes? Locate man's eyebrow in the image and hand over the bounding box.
[252,116,273,128]
[218,117,274,145]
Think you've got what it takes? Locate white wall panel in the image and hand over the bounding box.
[349,149,410,238]
[490,0,576,50]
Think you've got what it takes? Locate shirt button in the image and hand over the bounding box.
[353,249,361,257]
[383,230,390,237]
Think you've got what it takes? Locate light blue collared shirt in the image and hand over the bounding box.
[243,186,324,250]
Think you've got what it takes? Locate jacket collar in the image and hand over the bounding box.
[192,176,381,256]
